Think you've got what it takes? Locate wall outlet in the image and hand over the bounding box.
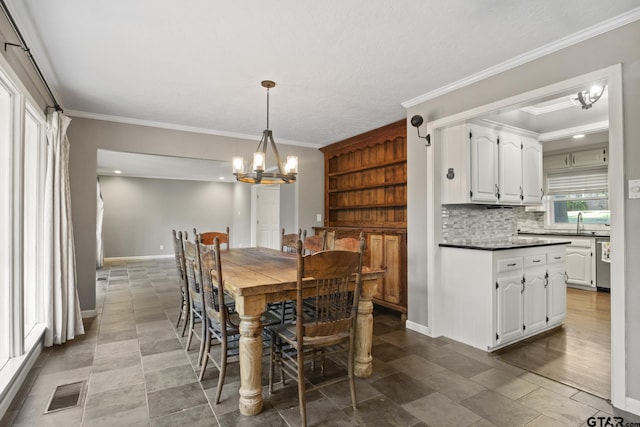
[159,244,164,250]
[316,213,322,222]
[629,179,640,199]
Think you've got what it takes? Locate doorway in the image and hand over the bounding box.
[251,185,280,249]
[425,65,625,407]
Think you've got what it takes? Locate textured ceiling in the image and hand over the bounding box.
[5,1,640,147]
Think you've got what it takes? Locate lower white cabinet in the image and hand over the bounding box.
[440,244,567,351]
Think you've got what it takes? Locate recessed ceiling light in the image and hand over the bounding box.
[114,170,122,174]
[219,176,225,180]
[573,134,585,139]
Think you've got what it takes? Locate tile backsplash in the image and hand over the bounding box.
[441,205,545,243]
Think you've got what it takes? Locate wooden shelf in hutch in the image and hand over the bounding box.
[319,119,407,319]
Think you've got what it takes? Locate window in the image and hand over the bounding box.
[0,77,12,370]
[23,106,45,338]
[0,59,47,399]
[546,168,610,227]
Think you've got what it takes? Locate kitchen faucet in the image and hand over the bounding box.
[576,211,583,234]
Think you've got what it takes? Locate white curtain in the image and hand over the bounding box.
[96,178,104,268]
[43,111,84,346]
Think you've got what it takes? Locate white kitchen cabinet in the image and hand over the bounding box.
[547,253,568,324]
[496,272,524,343]
[440,244,567,351]
[544,153,571,171]
[566,246,593,287]
[544,146,607,171]
[498,132,522,204]
[572,147,608,168]
[441,122,542,206]
[523,261,548,335]
[522,138,544,204]
[470,124,499,203]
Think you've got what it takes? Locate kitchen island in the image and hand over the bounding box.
[439,239,569,351]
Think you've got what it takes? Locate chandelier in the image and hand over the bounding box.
[570,85,606,110]
[232,80,298,184]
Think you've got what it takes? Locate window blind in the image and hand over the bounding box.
[546,169,608,195]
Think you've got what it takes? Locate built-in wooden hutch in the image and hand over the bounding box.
[316,120,407,318]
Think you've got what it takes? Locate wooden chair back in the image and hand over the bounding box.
[333,232,364,252]
[196,226,230,249]
[295,235,364,338]
[303,230,326,254]
[182,238,202,307]
[171,229,187,283]
[197,236,231,327]
[281,228,302,253]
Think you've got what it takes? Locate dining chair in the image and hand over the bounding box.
[281,228,302,253]
[268,237,365,427]
[196,226,230,249]
[198,236,281,403]
[303,229,326,255]
[333,233,364,252]
[183,238,207,366]
[172,229,190,336]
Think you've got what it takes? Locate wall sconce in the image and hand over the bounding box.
[410,115,431,146]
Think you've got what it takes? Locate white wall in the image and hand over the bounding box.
[99,176,234,257]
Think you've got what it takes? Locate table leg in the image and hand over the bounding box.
[236,296,265,416]
[355,278,377,378]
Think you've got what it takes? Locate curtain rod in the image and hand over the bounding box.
[0,0,63,112]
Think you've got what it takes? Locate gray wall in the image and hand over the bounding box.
[67,118,324,312]
[99,176,234,257]
[407,21,640,401]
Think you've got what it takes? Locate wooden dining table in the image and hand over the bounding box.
[219,246,384,416]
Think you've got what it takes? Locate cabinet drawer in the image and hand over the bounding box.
[523,254,546,268]
[547,252,566,265]
[497,257,522,273]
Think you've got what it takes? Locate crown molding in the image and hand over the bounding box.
[402,7,640,109]
[65,109,323,149]
[538,120,609,142]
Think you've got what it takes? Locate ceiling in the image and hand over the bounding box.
[5,1,640,149]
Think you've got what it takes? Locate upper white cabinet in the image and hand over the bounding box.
[521,138,544,204]
[544,147,607,171]
[441,122,543,206]
[470,124,499,203]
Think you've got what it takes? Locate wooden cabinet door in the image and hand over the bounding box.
[368,234,385,300]
[496,273,524,344]
[383,234,401,304]
[498,133,522,204]
[524,268,547,334]
[470,125,498,203]
[547,264,567,324]
[566,247,593,286]
[522,138,543,204]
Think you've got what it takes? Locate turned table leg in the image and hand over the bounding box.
[236,296,265,416]
[355,278,377,378]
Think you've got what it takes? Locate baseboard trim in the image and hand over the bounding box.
[405,320,433,337]
[104,255,174,262]
[625,397,640,416]
[81,310,97,318]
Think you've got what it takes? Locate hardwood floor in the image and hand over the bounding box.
[495,288,611,399]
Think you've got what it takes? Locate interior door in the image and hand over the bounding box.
[253,186,280,249]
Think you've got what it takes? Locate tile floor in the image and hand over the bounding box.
[3,258,639,426]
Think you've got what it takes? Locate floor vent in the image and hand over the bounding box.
[44,380,87,414]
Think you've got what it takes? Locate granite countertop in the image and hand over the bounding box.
[518,230,610,238]
[439,238,571,251]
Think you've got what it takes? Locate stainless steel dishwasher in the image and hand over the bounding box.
[595,237,611,291]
